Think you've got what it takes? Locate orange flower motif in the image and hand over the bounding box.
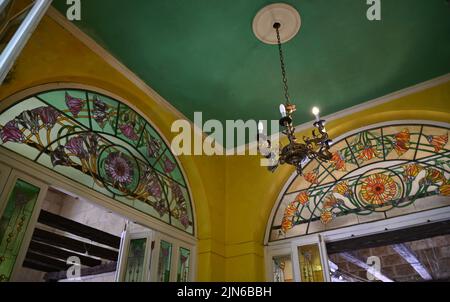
[304,168,320,184]
[330,151,346,171]
[393,129,410,156]
[358,145,381,161]
[333,181,353,198]
[402,163,423,182]
[426,133,448,153]
[281,202,298,233]
[440,182,450,196]
[281,218,293,234]
[360,173,398,206]
[323,194,344,209]
[320,210,334,225]
[421,168,446,185]
[295,191,310,206]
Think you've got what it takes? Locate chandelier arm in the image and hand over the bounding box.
[257,20,333,175]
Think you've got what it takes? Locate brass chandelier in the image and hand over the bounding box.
[258,22,333,175]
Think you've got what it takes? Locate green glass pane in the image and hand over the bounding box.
[124,238,147,282]
[87,93,119,135]
[116,105,146,147]
[38,90,90,129]
[0,179,40,282]
[137,125,166,166]
[157,240,172,282]
[177,247,190,282]
[154,150,185,185]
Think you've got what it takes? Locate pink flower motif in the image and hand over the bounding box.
[119,124,139,141]
[154,200,168,217]
[93,97,108,128]
[0,120,24,143]
[141,167,163,199]
[50,145,71,167]
[65,92,85,117]
[65,136,88,160]
[34,107,60,129]
[179,211,190,229]
[105,152,134,185]
[171,181,185,203]
[162,155,176,173]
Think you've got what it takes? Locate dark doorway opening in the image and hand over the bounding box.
[326,220,450,282]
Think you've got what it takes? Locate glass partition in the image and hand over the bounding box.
[297,244,325,282]
[177,247,190,282]
[157,240,172,282]
[0,178,40,282]
[272,254,293,282]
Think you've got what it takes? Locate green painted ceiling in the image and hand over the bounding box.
[54,0,450,140]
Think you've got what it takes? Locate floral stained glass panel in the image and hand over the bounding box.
[177,247,190,282]
[0,179,40,282]
[157,240,172,282]
[270,123,450,242]
[272,255,293,282]
[0,89,194,235]
[124,238,147,282]
[298,244,324,282]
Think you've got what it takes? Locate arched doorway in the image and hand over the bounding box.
[0,86,196,282]
[265,121,450,282]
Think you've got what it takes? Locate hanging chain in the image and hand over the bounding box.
[275,24,290,105]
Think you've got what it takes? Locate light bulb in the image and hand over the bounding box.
[279,104,287,117]
[258,121,264,134]
[312,107,320,121]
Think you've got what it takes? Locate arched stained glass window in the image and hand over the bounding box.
[0,89,194,234]
[269,122,449,242]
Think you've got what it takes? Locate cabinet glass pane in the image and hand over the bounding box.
[272,255,293,282]
[124,238,147,282]
[157,240,172,282]
[298,244,324,282]
[0,179,40,282]
[177,247,190,282]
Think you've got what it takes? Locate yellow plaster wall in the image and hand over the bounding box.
[1,9,449,282]
[223,81,450,281]
[0,13,227,281]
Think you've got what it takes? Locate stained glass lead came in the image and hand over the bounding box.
[271,124,449,241]
[0,89,194,234]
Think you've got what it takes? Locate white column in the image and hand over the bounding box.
[0,0,53,84]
